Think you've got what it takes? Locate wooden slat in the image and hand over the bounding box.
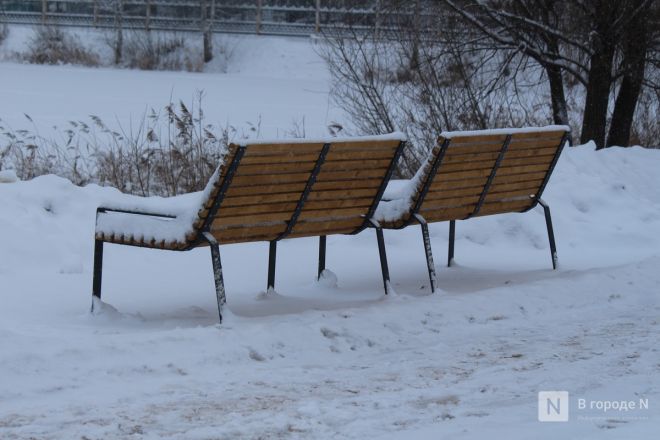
[444,135,562,155]
[507,138,564,150]
[431,176,488,190]
[509,130,566,140]
[240,152,320,165]
[476,199,534,216]
[212,211,292,227]
[231,173,310,187]
[214,224,286,242]
[321,159,391,172]
[430,167,493,181]
[222,192,302,207]
[424,186,483,201]
[304,197,374,211]
[238,142,325,156]
[297,207,368,221]
[445,134,508,145]
[489,171,548,185]
[308,188,379,201]
[496,163,551,176]
[240,149,397,164]
[313,178,383,191]
[316,169,386,181]
[325,150,400,161]
[329,140,400,151]
[290,218,364,236]
[216,202,297,218]
[420,205,475,222]
[485,189,537,202]
[422,194,482,210]
[224,183,307,197]
[442,154,556,173]
[489,178,544,194]
[438,159,498,173]
[235,162,316,176]
[446,142,505,155]
[442,145,558,163]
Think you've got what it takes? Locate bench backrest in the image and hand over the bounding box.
[191,135,405,245]
[400,126,569,226]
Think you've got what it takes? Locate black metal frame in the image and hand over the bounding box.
[368,219,392,295]
[523,132,570,213]
[414,213,436,293]
[404,138,452,227]
[315,140,407,295]
[352,140,407,235]
[91,146,247,323]
[268,143,331,291]
[447,219,456,268]
[317,235,327,280]
[469,135,511,218]
[537,198,558,270]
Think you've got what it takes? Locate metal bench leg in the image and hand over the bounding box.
[202,232,226,323]
[268,240,277,292]
[318,235,326,280]
[373,225,391,295]
[537,198,558,270]
[414,214,436,293]
[448,220,456,267]
[91,239,104,312]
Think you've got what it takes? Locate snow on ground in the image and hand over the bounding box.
[0,26,337,138]
[1,142,659,439]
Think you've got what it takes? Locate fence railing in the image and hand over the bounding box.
[0,0,411,37]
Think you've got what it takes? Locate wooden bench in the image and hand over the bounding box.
[374,126,570,292]
[92,134,406,322]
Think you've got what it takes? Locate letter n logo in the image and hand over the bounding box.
[538,391,569,422]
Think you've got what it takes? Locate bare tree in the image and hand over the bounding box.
[443,0,657,148]
[319,2,540,176]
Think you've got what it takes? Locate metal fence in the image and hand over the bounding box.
[0,0,402,37]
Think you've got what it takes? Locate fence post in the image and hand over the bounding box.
[41,0,47,24]
[374,0,381,39]
[145,0,151,32]
[93,0,98,27]
[315,0,321,33]
[256,0,262,34]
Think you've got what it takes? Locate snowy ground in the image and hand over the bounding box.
[1,27,659,439]
[0,26,338,138]
[1,143,659,439]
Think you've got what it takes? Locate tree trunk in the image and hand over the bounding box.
[580,40,615,148]
[606,9,648,147]
[545,64,569,126]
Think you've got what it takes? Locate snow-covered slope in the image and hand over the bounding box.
[0,27,336,138]
[1,143,659,438]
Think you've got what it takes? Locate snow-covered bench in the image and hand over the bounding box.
[92,134,406,322]
[374,126,570,292]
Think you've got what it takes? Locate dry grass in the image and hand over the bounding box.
[122,32,203,72]
[23,26,100,67]
[0,94,249,196]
